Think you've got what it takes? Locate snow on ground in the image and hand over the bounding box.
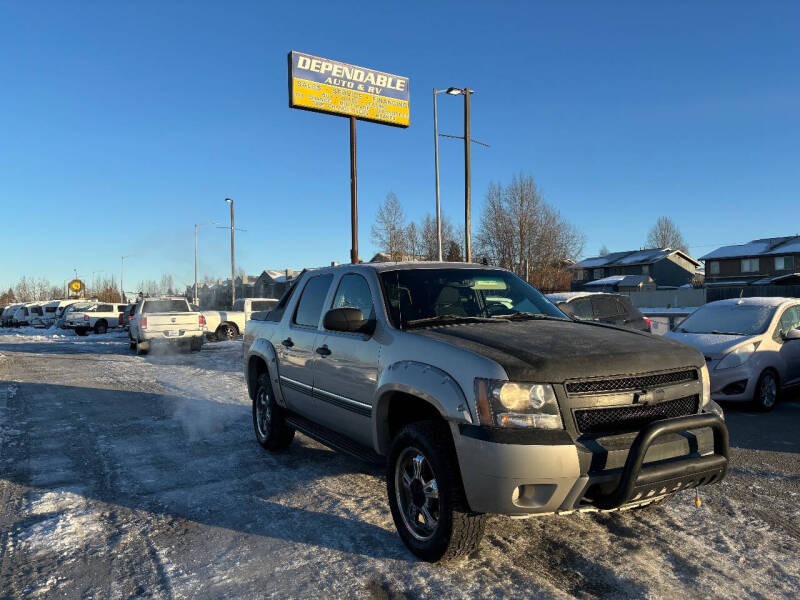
[1,328,799,598]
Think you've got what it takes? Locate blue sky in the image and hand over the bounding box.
[1,1,798,292]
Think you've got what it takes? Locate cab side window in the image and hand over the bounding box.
[293,275,333,328]
[331,274,375,320]
[592,296,624,319]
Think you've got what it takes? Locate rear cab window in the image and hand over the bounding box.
[293,275,334,328]
[142,300,190,313]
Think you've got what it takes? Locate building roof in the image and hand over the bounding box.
[701,236,800,260]
[572,248,700,269]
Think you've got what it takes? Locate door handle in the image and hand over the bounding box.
[281,337,294,348]
[315,345,331,357]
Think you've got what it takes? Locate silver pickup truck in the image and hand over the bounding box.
[243,262,729,562]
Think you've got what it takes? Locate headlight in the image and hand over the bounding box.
[716,343,757,370]
[699,364,711,407]
[475,379,563,429]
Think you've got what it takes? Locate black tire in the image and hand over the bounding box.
[135,339,149,356]
[753,370,779,412]
[387,421,486,562]
[94,320,108,335]
[253,373,295,451]
[216,323,238,341]
[75,327,88,336]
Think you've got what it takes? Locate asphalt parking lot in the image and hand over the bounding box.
[0,331,798,599]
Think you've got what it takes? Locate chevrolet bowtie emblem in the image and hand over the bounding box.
[633,388,665,405]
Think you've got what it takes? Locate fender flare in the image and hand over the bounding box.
[372,360,474,455]
[245,339,287,407]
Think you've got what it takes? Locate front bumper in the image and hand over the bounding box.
[708,359,757,402]
[453,413,728,516]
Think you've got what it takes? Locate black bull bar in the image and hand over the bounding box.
[591,413,729,510]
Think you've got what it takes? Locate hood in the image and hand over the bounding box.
[664,331,760,359]
[412,319,703,382]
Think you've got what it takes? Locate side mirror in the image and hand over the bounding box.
[323,307,375,335]
[782,328,800,341]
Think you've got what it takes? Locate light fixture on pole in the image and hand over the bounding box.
[193,221,218,306]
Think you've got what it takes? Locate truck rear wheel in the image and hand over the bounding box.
[253,374,294,451]
[75,327,88,336]
[135,339,149,356]
[94,320,108,335]
[216,323,238,341]
[387,421,486,562]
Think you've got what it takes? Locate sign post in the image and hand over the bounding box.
[288,51,410,263]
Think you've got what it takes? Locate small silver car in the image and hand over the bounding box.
[666,297,800,410]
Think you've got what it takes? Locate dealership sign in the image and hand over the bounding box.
[288,51,409,127]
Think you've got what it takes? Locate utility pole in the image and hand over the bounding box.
[225,198,235,308]
[463,88,472,263]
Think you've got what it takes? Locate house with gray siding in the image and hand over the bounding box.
[702,236,800,286]
[569,248,700,291]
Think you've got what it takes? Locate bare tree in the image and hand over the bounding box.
[371,192,408,261]
[159,273,175,295]
[445,240,463,262]
[420,213,458,261]
[405,222,421,261]
[646,216,688,252]
[476,174,585,291]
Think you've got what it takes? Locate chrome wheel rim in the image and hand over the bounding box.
[224,325,235,339]
[395,447,439,541]
[256,387,272,438]
[760,375,777,408]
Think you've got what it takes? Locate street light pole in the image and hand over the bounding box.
[120,255,132,302]
[225,198,235,308]
[194,221,218,306]
[433,88,446,261]
[463,88,472,263]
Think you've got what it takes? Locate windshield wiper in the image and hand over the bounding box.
[406,315,502,328]
[710,330,742,336]
[491,311,567,321]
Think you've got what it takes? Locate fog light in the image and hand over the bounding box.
[511,486,521,503]
[722,380,748,395]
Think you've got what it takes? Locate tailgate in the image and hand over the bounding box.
[145,313,201,332]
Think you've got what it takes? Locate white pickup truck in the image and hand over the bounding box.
[129,297,205,355]
[64,302,127,335]
[202,297,279,341]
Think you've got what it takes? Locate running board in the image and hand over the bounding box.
[286,412,385,465]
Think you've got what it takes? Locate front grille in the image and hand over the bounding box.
[574,395,700,435]
[566,369,698,395]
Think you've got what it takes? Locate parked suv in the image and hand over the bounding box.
[243,263,728,562]
[547,292,651,332]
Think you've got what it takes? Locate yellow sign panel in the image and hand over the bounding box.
[289,51,409,128]
[68,279,84,292]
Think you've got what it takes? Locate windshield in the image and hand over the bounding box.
[380,268,567,329]
[143,300,190,313]
[677,303,776,335]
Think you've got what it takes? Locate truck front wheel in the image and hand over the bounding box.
[216,323,238,341]
[387,421,486,562]
[253,374,295,451]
